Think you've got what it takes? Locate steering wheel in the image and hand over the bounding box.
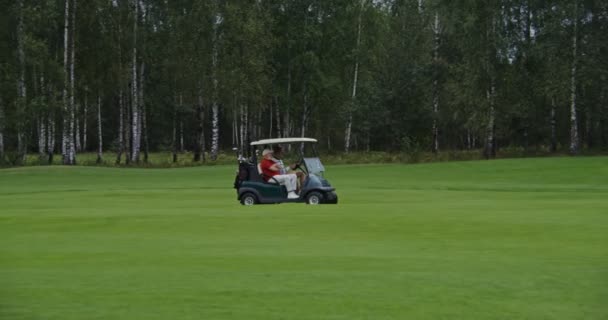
[292,160,306,174]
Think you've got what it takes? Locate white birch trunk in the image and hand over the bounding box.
[210,114,219,150]
[131,0,140,162]
[210,8,222,160]
[485,78,496,159]
[39,118,47,159]
[431,11,440,153]
[62,0,70,162]
[67,0,77,164]
[17,0,27,164]
[569,0,580,154]
[345,0,364,153]
[97,95,103,163]
[484,14,497,159]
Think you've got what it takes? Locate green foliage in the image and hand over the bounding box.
[0,0,607,163]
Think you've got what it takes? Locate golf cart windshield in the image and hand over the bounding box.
[250,137,325,175]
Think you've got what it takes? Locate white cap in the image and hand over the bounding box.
[262,149,273,156]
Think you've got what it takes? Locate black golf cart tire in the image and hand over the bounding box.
[306,191,324,205]
[240,193,258,206]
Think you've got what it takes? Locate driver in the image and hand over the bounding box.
[272,145,306,187]
[260,149,299,199]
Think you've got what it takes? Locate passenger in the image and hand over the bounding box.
[260,149,299,199]
[272,145,306,187]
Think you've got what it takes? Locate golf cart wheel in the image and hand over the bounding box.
[240,193,258,206]
[306,191,324,205]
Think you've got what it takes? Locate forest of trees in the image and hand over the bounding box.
[0,0,606,165]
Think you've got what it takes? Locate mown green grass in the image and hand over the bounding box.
[1,157,607,319]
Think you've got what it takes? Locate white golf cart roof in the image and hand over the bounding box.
[250,137,317,146]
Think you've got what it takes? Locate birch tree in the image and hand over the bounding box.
[569,0,580,154]
[209,3,222,161]
[130,0,141,163]
[345,0,365,153]
[96,95,102,163]
[16,0,27,164]
[61,0,70,163]
[68,0,77,164]
[431,10,441,153]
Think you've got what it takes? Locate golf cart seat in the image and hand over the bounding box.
[257,163,281,185]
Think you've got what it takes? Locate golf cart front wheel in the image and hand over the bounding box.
[240,193,258,206]
[306,191,324,205]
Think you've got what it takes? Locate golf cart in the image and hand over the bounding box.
[233,137,338,205]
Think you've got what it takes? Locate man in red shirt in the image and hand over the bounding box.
[260,149,299,199]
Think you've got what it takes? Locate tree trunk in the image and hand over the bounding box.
[38,117,47,160]
[210,8,221,161]
[268,102,273,138]
[17,0,27,164]
[116,91,124,164]
[284,44,291,140]
[172,102,178,163]
[124,90,131,164]
[431,11,440,153]
[239,103,245,154]
[550,96,557,152]
[48,115,55,164]
[210,100,219,159]
[130,0,140,163]
[345,0,364,154]
[83,90,88,151]
[274,96,282,138]
[194,86,205,162]
[115,8,124,165]
[569,0,580,155]
[180,120,184,153]
[485,78,496,159]
[96,95,103,164]
[301,92,309,138]
[67,0,77,165]
[484,14,497,160]
[76,106,81,152]
[140,62,148,163]
[62,0,70,163]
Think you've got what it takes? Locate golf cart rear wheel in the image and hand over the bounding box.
[240,193,258,206]
[306,191,323,205]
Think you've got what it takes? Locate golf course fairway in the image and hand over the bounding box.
[1,157,607,319]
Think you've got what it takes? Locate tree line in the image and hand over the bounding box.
[0,0,606,165]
